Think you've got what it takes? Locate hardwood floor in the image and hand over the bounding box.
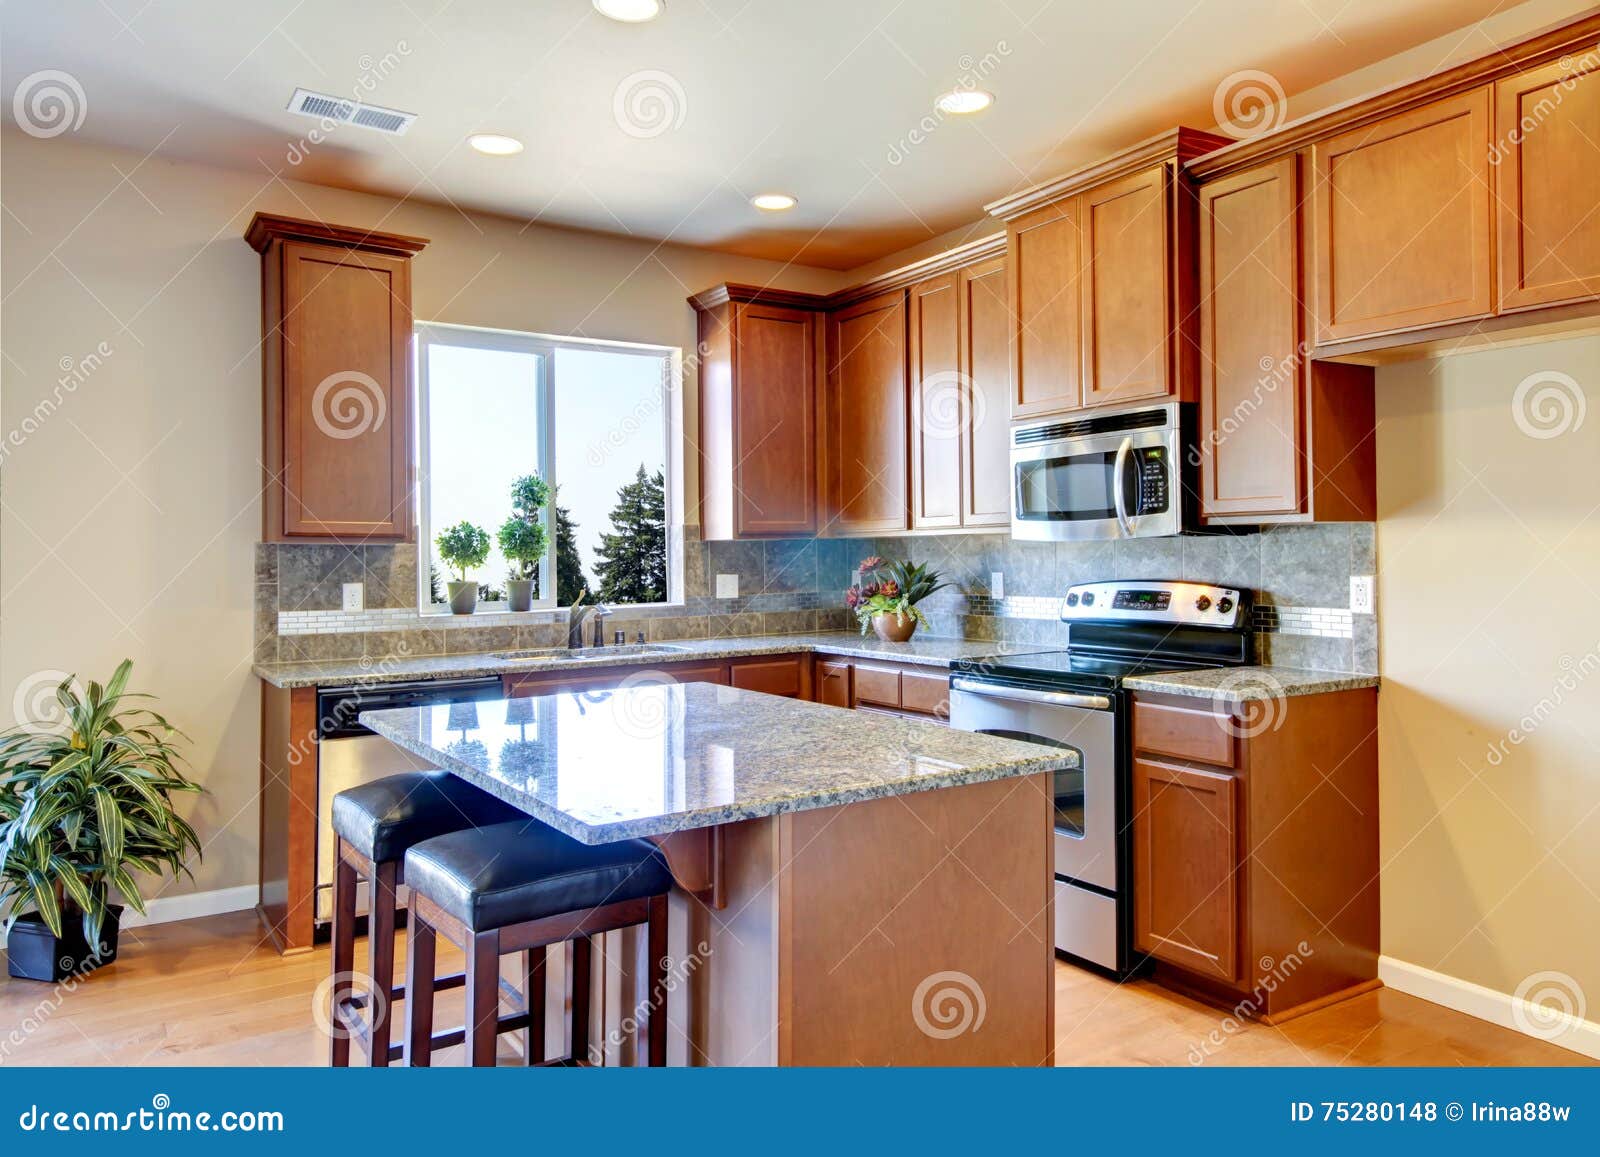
[0,912,1586,1066]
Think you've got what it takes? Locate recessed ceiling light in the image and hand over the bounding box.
[468,133,524,156]
[593,0,664,22]
[935,89,994,115]
[750,193,797,212]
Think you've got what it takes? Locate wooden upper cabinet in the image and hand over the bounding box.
[908,273,962,530]
[959,256,1012,528]
[248,213,426,542]
[1080,164,1174,408]
[1312,88,1494,343]
[692,289,820,539]
[827,290,909,534]
[1496,55,1600,312]
[1198,156,1304,519]
[1006,199,1082,418]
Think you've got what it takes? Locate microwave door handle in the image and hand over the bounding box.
[1112,436,1135,537]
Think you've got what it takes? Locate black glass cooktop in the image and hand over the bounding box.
[951,649,1222,692]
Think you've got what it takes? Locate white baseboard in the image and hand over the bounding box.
[1380,955,1600,1060]
[119,885,258,930]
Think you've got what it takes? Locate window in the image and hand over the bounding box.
[416,323,677,610]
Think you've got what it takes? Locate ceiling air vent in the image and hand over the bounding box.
[286,88,416,135]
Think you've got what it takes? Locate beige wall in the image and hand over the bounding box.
[0,129,844,898]
[1376,335,1600,1003]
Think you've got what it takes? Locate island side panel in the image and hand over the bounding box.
[778,772,1055,1066]
[258,682,319,955]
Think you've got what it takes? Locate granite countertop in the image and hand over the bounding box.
[358,682,1075,844]
[252,631,1056,689]
[1121,665,1380,702]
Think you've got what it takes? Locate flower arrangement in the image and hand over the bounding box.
[844,556,948,640]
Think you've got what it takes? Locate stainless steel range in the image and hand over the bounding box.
[948,580,1252,974]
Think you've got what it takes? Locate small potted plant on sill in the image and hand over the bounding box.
[497,473,551,613]
[0,660,203,982]
[845,556,948,642]
[436,521,491,615]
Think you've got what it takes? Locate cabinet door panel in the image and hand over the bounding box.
[1080,165,1173,407]
[1009,201,1082,418]
[1496,57,1600,311]
[281,242,412,539]
[813,659,852,708]
[961,257,1012,527]
[1313,89,1493,342]
[828,292,908,534]
[1132,757,1241,982]
[729,655,805,698]
[908,274,962,530]
[734,304,817,535]
[1198,157,1304,519]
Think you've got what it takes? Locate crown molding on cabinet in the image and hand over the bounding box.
[244,212,430,257]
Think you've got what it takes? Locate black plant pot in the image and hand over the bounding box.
[6,906,122,983]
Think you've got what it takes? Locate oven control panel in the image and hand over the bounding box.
[1061,580,1245,629]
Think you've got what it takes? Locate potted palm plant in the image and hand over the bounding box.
[436,521,491,615]
[845,556,949,642]
[0,661,203,982]
[497,473,550,612]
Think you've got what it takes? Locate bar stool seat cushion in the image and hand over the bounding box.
[332,772,525,864]
[405,820,672,931]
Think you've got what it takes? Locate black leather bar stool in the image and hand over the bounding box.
[328,771,526,1066]
[403,819,674,1067]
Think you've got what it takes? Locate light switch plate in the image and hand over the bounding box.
[342,582,364,612]
[715,574,738,599]
[1350,575,1375,614]
[990,571,1005,600]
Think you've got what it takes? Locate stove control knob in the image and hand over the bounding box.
[1195,595,1212,612]
[1217,597,1235,614]
[1081,592,1095,607]
[1065,593,1079,607]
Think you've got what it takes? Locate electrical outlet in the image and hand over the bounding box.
[342,582,364,612]
[715,574,738,599]
[990,571,1005,600]
[1350,575,1375,614]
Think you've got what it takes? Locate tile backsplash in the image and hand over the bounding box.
[256,522,1377,673]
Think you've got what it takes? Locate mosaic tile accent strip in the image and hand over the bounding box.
[1254,605,1354,640]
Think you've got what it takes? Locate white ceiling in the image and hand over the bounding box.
[3,0,1518,269]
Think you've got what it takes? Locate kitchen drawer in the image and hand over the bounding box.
[730,656,804,697]
[665,661,732,686]
[506,660,728,698]
[899,669,950,718]
[813,659,852,708]
[852,663,902,709]
[1132,698,1236,768]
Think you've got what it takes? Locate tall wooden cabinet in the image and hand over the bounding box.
[826,290,910,534]
[247,214,427,542]
[908,273,962,530]
[957,256,1012,528]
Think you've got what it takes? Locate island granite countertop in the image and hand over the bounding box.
[358,682,1075,844]
[1122,665,1379,702]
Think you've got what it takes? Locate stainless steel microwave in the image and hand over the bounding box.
[1010,401,1190,541]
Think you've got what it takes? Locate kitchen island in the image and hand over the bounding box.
[360,680,1072,1066]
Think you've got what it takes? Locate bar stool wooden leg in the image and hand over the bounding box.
[404,913,436,1068]
[524,948,546,1065]
[466,929,502,1067]
[366,859,399,1067]
[569,935,593,1063]
[329,844,357,1068]
[646,895,668,1067]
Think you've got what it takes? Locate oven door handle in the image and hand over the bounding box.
[1112,435,1135,537]
[951,678,1113,711]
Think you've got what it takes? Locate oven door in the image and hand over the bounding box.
[1010,422,1181,542]
[948,678,1118,892]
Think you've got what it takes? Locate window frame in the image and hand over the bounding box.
[413,321,681,614]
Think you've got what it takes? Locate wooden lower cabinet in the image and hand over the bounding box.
[809,655,949,721]
[1130,687,1380,1020]
[504,656,812,698]
[813,658,852,708]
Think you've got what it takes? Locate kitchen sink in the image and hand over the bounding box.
[490,644,692,663]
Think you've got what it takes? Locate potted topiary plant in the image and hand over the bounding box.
[845,556,949,642]
[436,521,491,615]
[497,473,550,612]
[0,661,203,982]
